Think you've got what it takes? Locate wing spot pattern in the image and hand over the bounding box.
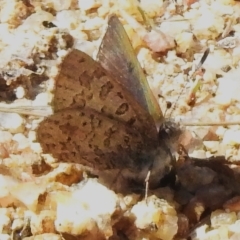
[116,103,129,115]
[99,81,114,100]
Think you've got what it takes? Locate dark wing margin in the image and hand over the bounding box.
[97,15,163,125]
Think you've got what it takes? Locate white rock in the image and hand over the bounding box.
[10,182,48,212]
[78,0,101,11]
[55,201,97,235]
[30,143,42,154]
[72,179,118,218]
[214,69,240,107]
[84,17,105,30]
[203,227,228,240]
[228,220,240,233]
[15,86,25,99]
[211,210,237,227]
[27,131,36,142]
[33,92,51,106]
[20,10,53,32]
[203,50,231,79]
[139,0,164,17]
[190,225,208,240]
[190,149,207,159]
[160,17,191,37]
[175,32,194,53]
[0,208,11,232]
[12,133,29,150]
[0,234,10,240]
[203,141,220,152]
[0,113,24,133]
[50,0,72,11]
[55,179,118,238]
[193,7,224,39]
[54,10,81,30]
[215,126,227,138]
[211,1,234,15]
[0,0,18,23]
[0,131,12,143]
[131,195,178,240]
[0,24,11,49]
[74,40,96,57]
[223,129,240,145]
[11,218,24,231]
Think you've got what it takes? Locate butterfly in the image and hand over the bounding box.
[36,15,171,184]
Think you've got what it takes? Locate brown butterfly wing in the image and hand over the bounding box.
[37,107,150,171]
[37,50,158,171]
[97,15,163,124]
[53,49,158,147]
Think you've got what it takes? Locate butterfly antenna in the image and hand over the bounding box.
[167,47,210,119]
[167,81,186,119]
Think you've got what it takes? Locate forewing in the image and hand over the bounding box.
[53,49,158,146]
[97,15,163,125]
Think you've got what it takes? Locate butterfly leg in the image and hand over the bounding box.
[144,169,151,202]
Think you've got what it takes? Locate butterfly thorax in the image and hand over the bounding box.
[119,143,173,189]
